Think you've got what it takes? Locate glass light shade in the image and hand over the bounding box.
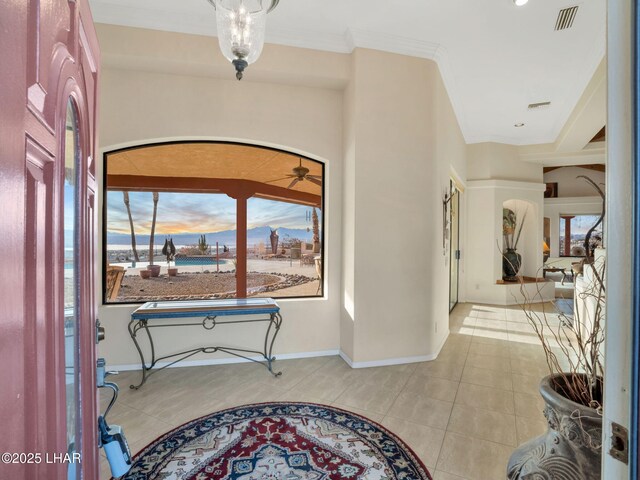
[215,0,267,66]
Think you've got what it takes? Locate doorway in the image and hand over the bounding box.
[449,180,461,312]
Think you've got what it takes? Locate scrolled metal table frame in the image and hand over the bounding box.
[128,301,283,390]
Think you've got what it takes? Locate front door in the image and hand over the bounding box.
[0,1,100,479]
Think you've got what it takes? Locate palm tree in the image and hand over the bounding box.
[122,191,139,262]
[148,192,159,265]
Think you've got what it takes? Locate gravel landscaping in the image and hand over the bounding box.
[116,271,315,302]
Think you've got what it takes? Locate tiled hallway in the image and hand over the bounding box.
[100,302,562,480]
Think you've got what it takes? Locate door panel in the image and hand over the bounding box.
[0,1,100,478]
[24,138,59,479]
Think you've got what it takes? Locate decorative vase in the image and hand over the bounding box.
[139,269,151,279]
[147,264,161,277]
[507,374,602,480]
[168,267,178,276]
[502,248,522,281]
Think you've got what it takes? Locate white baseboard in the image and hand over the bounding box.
[108,349,340,371]
[338,332,450,368]
[338,349,441,369]
[109,336,453,372]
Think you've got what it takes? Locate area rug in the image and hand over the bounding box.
[118,402,432,479]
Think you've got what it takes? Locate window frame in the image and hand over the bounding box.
[101,140,325,305]
[558,212,603,257]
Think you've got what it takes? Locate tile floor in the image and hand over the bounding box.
[100,302,570,480]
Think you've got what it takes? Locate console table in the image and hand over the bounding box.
[128,298,282,389]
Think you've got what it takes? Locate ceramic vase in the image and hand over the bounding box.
[507,374,602,480]
[503,248,522,281]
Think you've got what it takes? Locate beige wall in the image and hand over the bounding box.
[464,143,545,304]
[465,180,546,305]
[467,142,543,182]
[340,55,357,360]
[96,25,467,369]
[97,25,346,367]
[543,166,606,197]
[341,49,466,364]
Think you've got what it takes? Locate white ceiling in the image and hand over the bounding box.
[88,0,606,146]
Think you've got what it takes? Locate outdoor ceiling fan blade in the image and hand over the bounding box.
[307,175,322,180]
[287,178,300,189]
[307,177,322,186]
[265,176,295,184]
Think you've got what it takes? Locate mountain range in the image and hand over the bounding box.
[106,226,316,248]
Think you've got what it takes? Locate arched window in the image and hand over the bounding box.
[103,141,324,304]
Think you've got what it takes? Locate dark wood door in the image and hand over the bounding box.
[0,1,100,478]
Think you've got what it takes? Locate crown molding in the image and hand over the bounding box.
[346,28,441,59]
[519,145,606,166]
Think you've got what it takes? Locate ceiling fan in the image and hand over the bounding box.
[266,159,322,189]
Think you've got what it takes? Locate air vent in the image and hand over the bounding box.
[555,6,579,31]
[528,101,551,110]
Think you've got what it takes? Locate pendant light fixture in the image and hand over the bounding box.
[206,0,279,80]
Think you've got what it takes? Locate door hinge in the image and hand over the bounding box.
[609,422,629,464]
[455,250,461,260]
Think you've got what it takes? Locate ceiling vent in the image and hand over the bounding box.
[528,101,551,110]
[555,6,579,31]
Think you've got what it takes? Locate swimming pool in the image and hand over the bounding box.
[174,255,229,267]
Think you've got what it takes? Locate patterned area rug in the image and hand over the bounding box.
[119,402,432,479]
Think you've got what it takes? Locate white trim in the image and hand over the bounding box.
[347,28,441,60]
[99,136,329,166]
[518,146,606,166]
[466,179,546,192]
[450,165,466,193]
[543,196,603,207]
[337,343,447,369]
[107,349,340,371]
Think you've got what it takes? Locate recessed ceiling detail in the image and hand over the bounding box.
[543,164,606,174]
[590,126,606,143]
[555,6,579,31]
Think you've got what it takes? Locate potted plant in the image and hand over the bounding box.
[162,237,177,276]
[502,206,528,281]
[507,177,605,480]
[139,268,151,279]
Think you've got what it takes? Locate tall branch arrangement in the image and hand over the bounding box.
[503,206,528,250]
[519,261,605,410]
[517,176,605,411]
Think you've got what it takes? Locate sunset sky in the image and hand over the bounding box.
[105,191,318,235]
